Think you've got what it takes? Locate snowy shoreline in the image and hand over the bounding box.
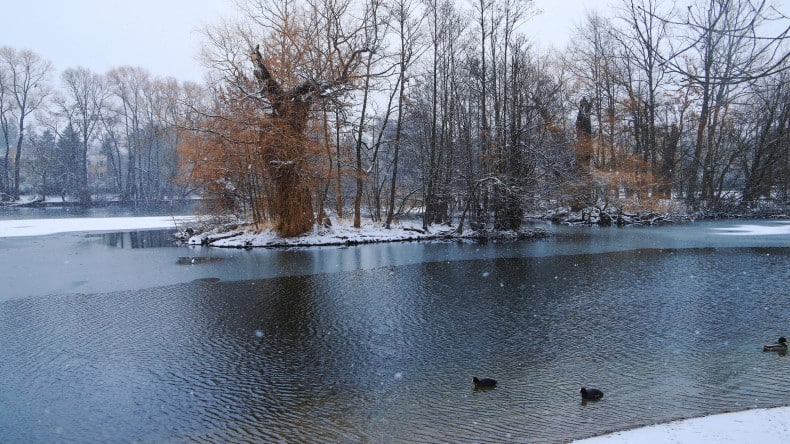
[572,406,790,443]
[186,219,551,248]
[0,215,551,244]
[1,215,787,244]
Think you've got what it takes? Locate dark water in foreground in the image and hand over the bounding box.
[1,222,789,443]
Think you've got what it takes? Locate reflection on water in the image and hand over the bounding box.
[1,246,789,443]
[91,230,177,248]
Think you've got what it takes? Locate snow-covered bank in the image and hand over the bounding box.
[187,219,550,248]
[573,406,790,443]
[188,217,790,248]
[0,216,197,238]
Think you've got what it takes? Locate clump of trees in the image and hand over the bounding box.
[1,48,197,205]
[181,0,786,236]
[2,0,787,235]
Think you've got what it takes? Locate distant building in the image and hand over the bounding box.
[87,152,112,194]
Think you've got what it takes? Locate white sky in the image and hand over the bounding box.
[1,0,233,83]
[1,0,608,84]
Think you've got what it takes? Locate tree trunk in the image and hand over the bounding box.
[272,162,314,237]
[385,72,406,229]
[12,115,25,200]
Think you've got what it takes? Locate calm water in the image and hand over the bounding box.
[1,218,789,443]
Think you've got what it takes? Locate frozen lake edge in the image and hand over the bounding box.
[573,406,790,443]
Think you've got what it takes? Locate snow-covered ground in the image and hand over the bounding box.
[187,219,467,247]
[1,215,786,243]
[573,406,790,443]
[0,216,197,237]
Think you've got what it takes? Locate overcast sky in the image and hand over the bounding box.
[1,0,611,83]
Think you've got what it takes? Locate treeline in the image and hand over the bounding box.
[0,50,200,204]
[3,0,788,235]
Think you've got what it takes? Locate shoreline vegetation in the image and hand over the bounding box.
[2,195,786,247]
[183,217,553,249]
[181,199,787,248]
[182,208,788,249]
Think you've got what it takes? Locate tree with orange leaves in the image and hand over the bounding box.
[179,0,369,237]
[247,44,367,235]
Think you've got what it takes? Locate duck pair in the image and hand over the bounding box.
[473,377,604,401]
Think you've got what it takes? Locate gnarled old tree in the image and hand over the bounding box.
[247,43,367,235]
[563,96,594,210]
[184,0,370,237]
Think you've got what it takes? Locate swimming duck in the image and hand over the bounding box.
[762,337,787,352]
[580,387,604,400]
[473,377,497,388]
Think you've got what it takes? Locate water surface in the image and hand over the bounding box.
[1,220,789,442]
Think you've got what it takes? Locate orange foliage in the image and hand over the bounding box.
[592,153,670,210]
[178,2,367,237]
[176,75,332,236]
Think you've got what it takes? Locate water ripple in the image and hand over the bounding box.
[1,247,788,443]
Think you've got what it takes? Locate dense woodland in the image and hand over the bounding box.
[1,0,788,236]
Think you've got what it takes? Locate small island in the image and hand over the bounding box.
[184,217,551,249]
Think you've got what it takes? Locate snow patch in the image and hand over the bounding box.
[573,406,790,444]
[188,218,549,248]
[0,216,198,238]
[711,222,790,236]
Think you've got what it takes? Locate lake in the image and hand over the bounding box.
[1,213,789,443]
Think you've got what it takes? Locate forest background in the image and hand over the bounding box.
[1,0,787,236]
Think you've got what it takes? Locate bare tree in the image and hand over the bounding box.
[385,0,424,229]
[106,66,153,203]
[0,64,13,199]
[56,67,108,204]
[739,73,789,206]
[660,0,789,205]
[422,0,469,227]
[195,0,370,236]
[0,47,52,200]
[567,12,619,169]
[617,0,671,167]
[349,0,389,228]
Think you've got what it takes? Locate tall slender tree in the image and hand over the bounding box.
[57,67,107,204]
[0,47,52,200]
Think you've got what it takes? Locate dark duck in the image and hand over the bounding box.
[763,337,787,352]
[580,387,604,401]
[473,377,497,389]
